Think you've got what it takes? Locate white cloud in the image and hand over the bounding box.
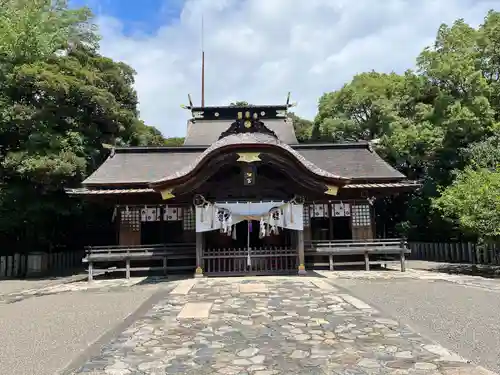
[96,0,497,137]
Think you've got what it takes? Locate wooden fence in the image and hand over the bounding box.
[408,242,500,265]
[0,250,85,278]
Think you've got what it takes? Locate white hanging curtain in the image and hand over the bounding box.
[195,201,304,233]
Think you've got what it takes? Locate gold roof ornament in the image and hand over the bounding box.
[237,152,261,163]
[160,188,175,200]
[324,185,339,196]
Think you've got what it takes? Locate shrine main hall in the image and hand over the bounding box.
[68,101,417,278]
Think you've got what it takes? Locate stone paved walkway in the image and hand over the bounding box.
[71,277,494,375]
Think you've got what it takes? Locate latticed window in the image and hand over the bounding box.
[351,204,371,227]
[120,207,140,231]
[183,205,195,230]
[303,205,310,227]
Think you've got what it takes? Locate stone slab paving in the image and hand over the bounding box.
[71,277,494,375]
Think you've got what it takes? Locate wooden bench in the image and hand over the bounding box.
[83,243,196,281]
[306,239,410,272]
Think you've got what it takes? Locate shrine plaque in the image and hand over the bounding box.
[243,165,256,186]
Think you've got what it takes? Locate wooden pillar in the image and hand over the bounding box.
[88,261,93,282]
[400,239,406,272]
[162,257,167,276]
[125,258,131,279]
[328,202,334,240]
[400,250,406,272]
[195,232,204,278]
[297,230,307,275]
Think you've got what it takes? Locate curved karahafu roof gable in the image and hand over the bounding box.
[80,143,406,187]
[150,133,351,188]
[78,107,412,197]
[69,98,419,198]
[150,112,350,194]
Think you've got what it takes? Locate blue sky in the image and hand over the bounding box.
[71,0,498,138]
[71,0,184,35]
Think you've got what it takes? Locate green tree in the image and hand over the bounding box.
[129,121,169,146]
[433,133,500,244]
[433,167,500,244]
[463,134,500,169]
[0,0,98,64]
[0,0,166,255]
[312,10,500,241]
[313,72,410,142]
[164,137,185,146]
[288,112,312,143]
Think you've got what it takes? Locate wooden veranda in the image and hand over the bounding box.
[82,238,410,280]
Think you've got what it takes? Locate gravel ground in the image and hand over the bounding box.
[0,288,156,375]
[332,277,500,374]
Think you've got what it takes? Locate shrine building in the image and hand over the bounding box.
[67,100,418,278]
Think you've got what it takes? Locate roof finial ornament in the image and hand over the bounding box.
[180,94,194,110]
[101,143,116,158]
[182,94,204,120]
[286,92,297,108]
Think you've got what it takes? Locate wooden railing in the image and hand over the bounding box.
[84,243,196,280]
[202,246,297,275]
[305,238,409,271]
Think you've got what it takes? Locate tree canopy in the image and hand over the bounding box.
[307,10,500,242]
[0,0,169,253]
[1,2,499,255]
[433,135,500,244]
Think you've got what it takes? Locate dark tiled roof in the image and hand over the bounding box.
[83,149,201,185]
[184,118,298,145]
[82,141,405,186]
[296,146,405,180]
